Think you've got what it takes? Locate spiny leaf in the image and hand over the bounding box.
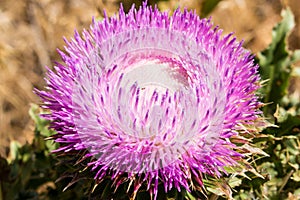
[257,8,300,116]
[185,191,197,200]
[263,114,300,137]
[228,177,242,189]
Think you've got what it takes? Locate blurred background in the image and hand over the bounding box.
[0,0,299,157]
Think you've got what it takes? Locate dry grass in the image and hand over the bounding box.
[0,0,299,157]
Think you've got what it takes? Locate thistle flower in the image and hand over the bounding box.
[38,2,262,199]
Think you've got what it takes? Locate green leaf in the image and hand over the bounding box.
[264,114,300,137]
[29,104,55,137]
[9,141,21,162]
[291,49,300,64]
[292,66,300,77]
[228,176,242,189]
[257,8,300,116]
[185,191,197,200]
[292,170,300,182]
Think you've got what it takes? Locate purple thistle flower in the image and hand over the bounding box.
[38,2,262,199]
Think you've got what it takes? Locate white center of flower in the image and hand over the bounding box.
[121,59,188,93]
[120,57,190,136]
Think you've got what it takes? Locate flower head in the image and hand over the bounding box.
[39,2,262,199]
